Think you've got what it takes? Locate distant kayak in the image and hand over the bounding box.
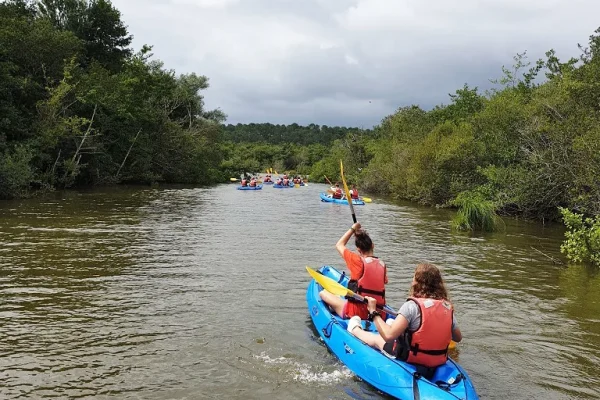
[307,265,480,400]
[273,183,294,188]
[320,192,365,205]
[237,185,263,190]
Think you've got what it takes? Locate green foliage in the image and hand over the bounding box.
[361,27,600,228]
[451,191,503,232]
[0,0,226,197]
[0,146,34,199]
[222,123,369,146]
[560,207,600,266]
[37,0,132,71]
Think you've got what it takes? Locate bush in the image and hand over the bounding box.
[451,191,503,232]
[0,146,34,199]
[559,207,600,266]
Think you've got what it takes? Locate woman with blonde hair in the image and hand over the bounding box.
[347,263,462,369]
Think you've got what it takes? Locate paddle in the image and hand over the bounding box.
[306,267,395,315]
[230,178,238,182]
[339,160,356,223]
[306,266,457,349]
[324,175,334,186]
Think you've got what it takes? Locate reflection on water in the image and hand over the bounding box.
[0,184,598,399]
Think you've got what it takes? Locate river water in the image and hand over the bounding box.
[0,183,598,399]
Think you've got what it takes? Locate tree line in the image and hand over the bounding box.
[0,0,226,199]
[222,123,368,145]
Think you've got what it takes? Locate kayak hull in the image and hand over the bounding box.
[273,183,294,188]
[236,185,263,190]
[320,192,365,205]
[306,265,480,400]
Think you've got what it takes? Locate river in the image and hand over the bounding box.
[0,183,598,399]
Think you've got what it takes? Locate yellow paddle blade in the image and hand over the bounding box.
[449,340,457,350]
[340,161,353,202]
[230,178,238,182]
[306,267,354,298]
[274,170,278,175]
[362,197,372,203]
[340,160,357,222]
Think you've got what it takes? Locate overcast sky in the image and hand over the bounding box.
[112,0,600,127]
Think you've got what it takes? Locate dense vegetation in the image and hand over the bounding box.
[0,0,225,199]
[315,35,600,227]
[220,124,373,178]
[222,123,365,145]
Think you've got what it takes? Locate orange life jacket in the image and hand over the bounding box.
[348,257,386,309]
[400,297,453,367]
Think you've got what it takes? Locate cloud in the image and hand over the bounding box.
[112,0,600,127]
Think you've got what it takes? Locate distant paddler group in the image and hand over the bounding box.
[231,169,309,189]
[321,175,371,204]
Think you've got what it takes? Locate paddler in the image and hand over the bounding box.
[347,263,462,372]
[319,222,388,320]
[349,184,359,199]
[332,183,343,199]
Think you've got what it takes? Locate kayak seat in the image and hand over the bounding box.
[414,365,437,381]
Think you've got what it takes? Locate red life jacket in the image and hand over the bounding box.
[351,189,359,199]
[401,297,453,367]
[283,179,289,185]
[348,257,386,308]
[333,188,343,198]
[241,179,247,186]
[249,180,256,187]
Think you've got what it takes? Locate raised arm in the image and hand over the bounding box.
[336,222,361,257]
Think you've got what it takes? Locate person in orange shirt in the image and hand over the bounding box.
[319,222,388,320]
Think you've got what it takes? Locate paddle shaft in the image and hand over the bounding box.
[340,161,357,223]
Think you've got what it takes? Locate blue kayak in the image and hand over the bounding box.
[236,185,263,190]
[273,183,294,188]
[306,265,480,400]
[320,192,365,205]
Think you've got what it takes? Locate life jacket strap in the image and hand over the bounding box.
[410,343,448,356]
[358,286,385,297]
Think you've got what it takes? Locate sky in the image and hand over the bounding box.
[112,0,600,127]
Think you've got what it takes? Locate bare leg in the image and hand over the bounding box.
[319,290,346,317]
[349,326,386,351]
